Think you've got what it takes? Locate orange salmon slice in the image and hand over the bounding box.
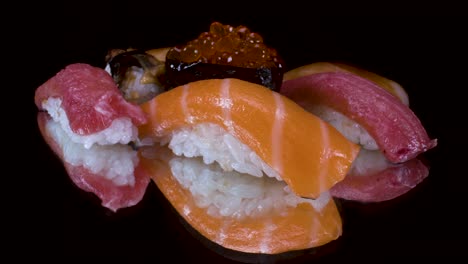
[139,78,360,199]
[139,153,343,254]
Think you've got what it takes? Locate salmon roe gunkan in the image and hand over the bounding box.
[165,22,284,91]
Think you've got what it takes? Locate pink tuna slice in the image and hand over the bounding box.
[38,113,150,212]
[34,63,147,135]
[329,157,429,202]
[280,72,437,163]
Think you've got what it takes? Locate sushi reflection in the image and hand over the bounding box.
[330,149,430,202]
[139,143,344,255]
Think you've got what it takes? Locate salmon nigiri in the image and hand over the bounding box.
[138,78,360,199]
[137,78,360,253]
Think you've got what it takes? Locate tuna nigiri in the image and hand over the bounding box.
[35,63,150,211]
[280,62,437,202]
[137,78,361,253]
[281,66,437,164]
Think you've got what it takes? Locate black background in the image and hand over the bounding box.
[16,2,467,262]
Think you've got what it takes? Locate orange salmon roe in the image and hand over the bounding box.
[167,22,283,69]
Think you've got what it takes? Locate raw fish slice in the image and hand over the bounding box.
[34,63,147,136]
[280,72,437,163]
[330,149,429,202]
[38,113,150,212]
[283,62,410,105]
[139,152,343,254]
[138,78,360,199]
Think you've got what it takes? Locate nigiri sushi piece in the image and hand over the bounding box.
[280,70,437,164]
[136,78,360,253]
[280,63,437,202]
[35,63,147,144]
[138,78,360,199]
[34,63,150,211]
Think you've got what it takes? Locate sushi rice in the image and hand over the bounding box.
[305,104,379,150]
[302,104,396,176]
[42,98,139,186]
[42,98,139,149]
[144,123,331,220]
